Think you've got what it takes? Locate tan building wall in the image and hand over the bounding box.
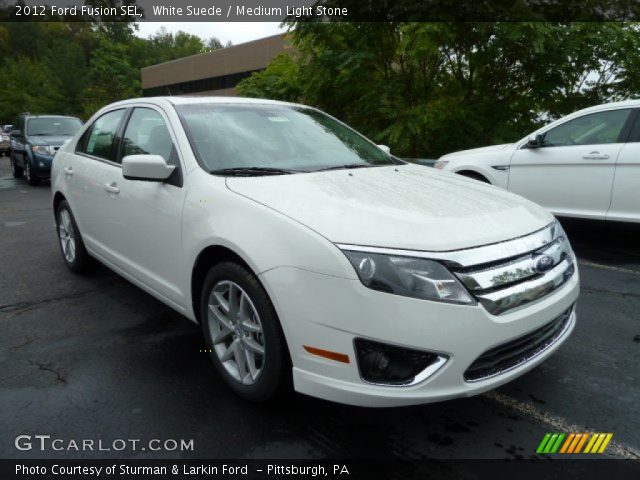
[141,33,290,97]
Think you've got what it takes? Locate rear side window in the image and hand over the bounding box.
[79,109,125,162]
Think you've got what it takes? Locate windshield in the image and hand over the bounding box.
[175,104,396,173]
[27,117,82,136]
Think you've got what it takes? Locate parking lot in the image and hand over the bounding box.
[0,155,638,461]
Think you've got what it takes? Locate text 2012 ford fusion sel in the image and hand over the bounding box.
[51,97,579,407]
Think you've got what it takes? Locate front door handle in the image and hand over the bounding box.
[64,167,73,176]
[104,182,120,194]
[582,151,610,160]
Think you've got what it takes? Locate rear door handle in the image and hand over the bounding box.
[104,182,120,194]
[64,167,73,176]
[582,151,610,160]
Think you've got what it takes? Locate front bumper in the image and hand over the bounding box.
[31,153,53,178]
[260,266,579,407]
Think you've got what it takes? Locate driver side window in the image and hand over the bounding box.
[543,109,631,147]
[121,107,182,187]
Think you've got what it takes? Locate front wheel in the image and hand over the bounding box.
[24,161,39,186]
[201,262,290,402]
[56,200,97,273]
[10,153,23,178]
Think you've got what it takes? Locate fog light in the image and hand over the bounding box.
[354,338,442,385]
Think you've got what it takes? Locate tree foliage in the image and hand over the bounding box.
[0,21,224,121]
[236,53,303,101]
[238,23,640,158]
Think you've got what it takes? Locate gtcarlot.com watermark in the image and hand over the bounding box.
[15,435,194,452]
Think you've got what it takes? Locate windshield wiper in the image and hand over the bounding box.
[210,167,300,176]
[315,164,373,172]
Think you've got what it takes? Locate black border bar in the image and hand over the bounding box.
[1,1,640,22]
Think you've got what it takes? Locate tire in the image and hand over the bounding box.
[23,160,39,186]
[201,262,290,402]
[55,200,97,274]
[10,152,23,178]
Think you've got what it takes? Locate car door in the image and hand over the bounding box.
[508,108,634,220]
[607,110,640,222]
[72,108,128,248]
[100,106,187,307]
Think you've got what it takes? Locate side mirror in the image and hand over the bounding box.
[122,154,175,182]
[10,130,22,137]
[526,134,545,148]
[377,144,391,154]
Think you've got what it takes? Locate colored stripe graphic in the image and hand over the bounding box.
[538,433,613,454]
[560,433,575,453]
[567,433,583,453]
[544,434,559,453]
[550,433,565,453]
[574,433,589,453]
[537,433,552,453]
[597,434,613,453]
[584,433,599,453]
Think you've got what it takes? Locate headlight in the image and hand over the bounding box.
[433,160,449,170]
[31,145,54,155]
[343,250,474,304]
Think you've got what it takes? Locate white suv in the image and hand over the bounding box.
[436,101,640,223]
[52,97,579,407]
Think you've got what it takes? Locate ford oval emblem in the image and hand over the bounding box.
[533,254,555,273]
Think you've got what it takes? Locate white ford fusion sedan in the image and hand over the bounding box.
[435,100,640,223]
[51,97,579,407]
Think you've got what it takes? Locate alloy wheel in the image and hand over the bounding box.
[58,209,76,263]
[207,280,265,385]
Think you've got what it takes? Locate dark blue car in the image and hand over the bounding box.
[10,114,83,185]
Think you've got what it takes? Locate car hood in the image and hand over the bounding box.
[27,135,73,146]
[226,164,553,251]
[440,143,513,159]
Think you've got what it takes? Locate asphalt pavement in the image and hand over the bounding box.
[1,155,639,462]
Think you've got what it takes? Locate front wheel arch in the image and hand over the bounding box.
[191,245,256,325]
[53,191,66,217]
[455,170,491,184]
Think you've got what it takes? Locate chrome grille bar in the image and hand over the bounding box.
[452,223,576,315]
[454,237,568,292]
[473,261,575,314]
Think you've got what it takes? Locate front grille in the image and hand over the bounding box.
[464,305,574,382]
[452,223,576,315]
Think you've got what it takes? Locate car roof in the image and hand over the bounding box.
[23,114,80,119]
[107,96,305,109]
[574,99,640,115]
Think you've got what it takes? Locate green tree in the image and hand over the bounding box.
[237,53,303,101]
[242,22,640,158]
[82,34,139,116]
[0,57,58,119]
[0,19,219,121]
